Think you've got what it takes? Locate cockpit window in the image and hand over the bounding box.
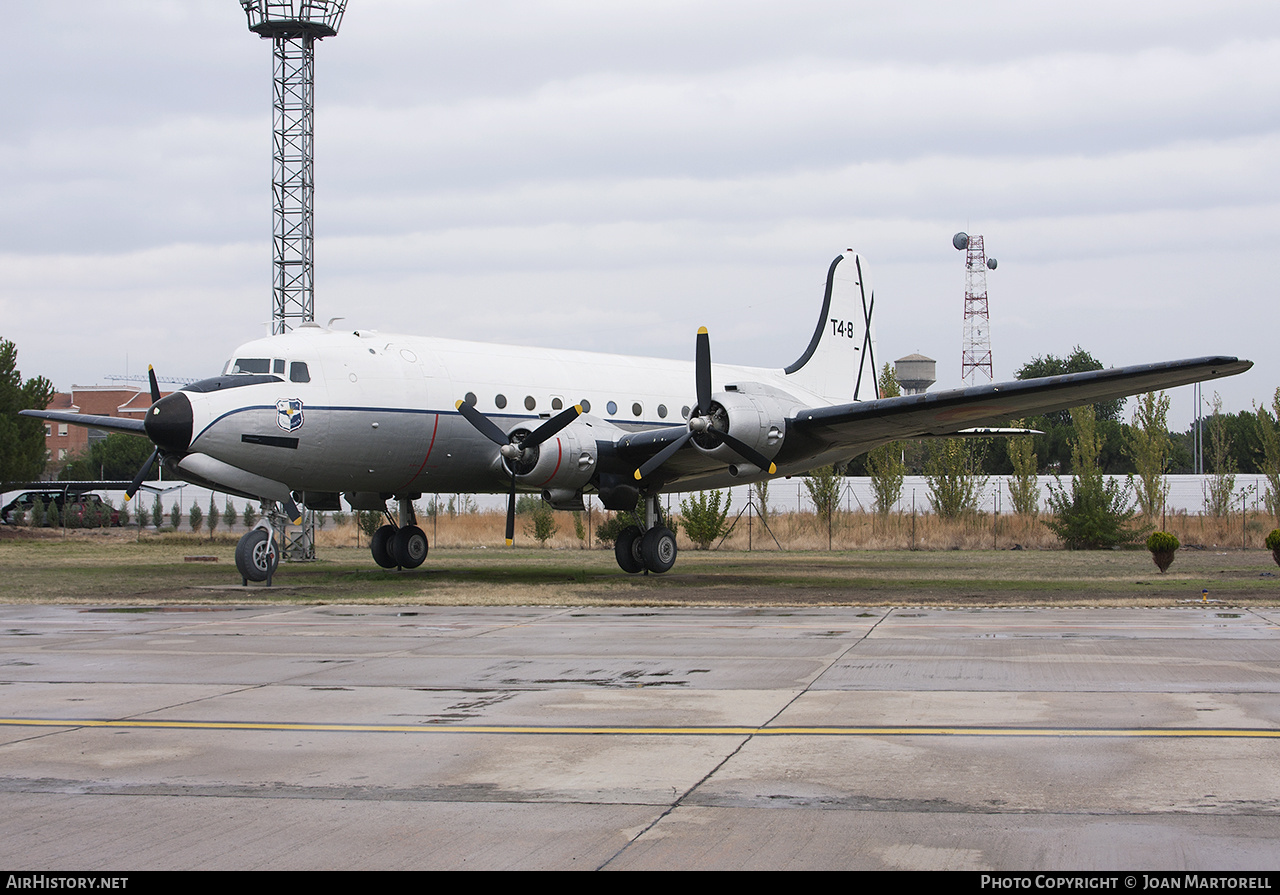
[289,362,310,383]
[273,359,285,375]
[232,358,271,374]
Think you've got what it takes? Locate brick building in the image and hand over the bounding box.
[41,386,170,478]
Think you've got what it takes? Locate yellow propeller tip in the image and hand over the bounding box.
[454,399,463,409]
[505,538,513,546]
[573,404,583,414]
[633,469,643,480]
[697,326,708,335]
[768,463,777,474]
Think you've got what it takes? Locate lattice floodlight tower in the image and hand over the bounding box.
[952,232,998,385]
[240,1,347,335]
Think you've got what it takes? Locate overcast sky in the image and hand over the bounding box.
[1,0,1276,429]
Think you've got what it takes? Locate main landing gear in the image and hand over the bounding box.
[370,497,429,570]
[615,493,677,575]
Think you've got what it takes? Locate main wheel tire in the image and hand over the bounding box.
[235,528,278,583]
[392,525,429,569]
[370,524,397,569]
[614,525,645,574]
[640,526,677,573]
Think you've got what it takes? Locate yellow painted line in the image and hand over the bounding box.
[2,718,1280,738]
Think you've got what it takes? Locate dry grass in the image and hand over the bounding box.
[312,508,1279,553]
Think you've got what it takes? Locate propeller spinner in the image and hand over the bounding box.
[455,400,583,545]
[633,328,778,481]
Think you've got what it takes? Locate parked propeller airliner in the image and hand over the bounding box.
[21,251,1251,582]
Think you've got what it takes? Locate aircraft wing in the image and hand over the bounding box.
[19,410,147,436]
[785,355,1251,456]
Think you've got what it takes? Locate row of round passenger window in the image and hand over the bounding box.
[463,392,691,420]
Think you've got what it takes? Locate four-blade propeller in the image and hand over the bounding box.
[632,327,777,482]
[455,400,582,545]
[455,327,777,543]
[124,366,164,502]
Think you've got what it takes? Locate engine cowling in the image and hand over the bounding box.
[691,389,786,467]
[505,421,598,493]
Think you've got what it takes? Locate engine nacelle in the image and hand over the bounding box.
[507,421,599,492]
[691,388,787,466]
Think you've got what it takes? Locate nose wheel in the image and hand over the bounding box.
[235,527,279,585]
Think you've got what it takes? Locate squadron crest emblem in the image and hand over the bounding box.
[276,398,304,432]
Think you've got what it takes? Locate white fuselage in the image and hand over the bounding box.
[182,325,834,498]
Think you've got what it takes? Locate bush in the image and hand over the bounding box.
[1146,531,1180,573]
[680,490,731,550]
[1044,406,1145,550]
[523,501,558,546]
[1266,529,1280,568]
[596,512,639,547]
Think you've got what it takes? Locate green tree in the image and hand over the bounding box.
[1126,391,1171,519]
[1256,389,1280,521]
[170,502,181,530]
[151,496,163,530]
[1202,394,1236,518]
[1007,421,1040,517]
[0,338,56,484]
[804,464,842,525]
[680,489,732,549]
[866,363,905,517]
[523,500,558,546]
[207,495,220,536]
[242,503,258,529]
[59,433,154,482]
[926,440,985,518]
[1044,405,1144,549]
[189,504,203,533]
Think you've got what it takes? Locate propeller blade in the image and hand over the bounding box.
[717,431,777,475]
[633,430,692,481]
[456,399,509,447]
[522,404,582,450]
[124,448,160,501]
[695,327,712,415]
[147,365,161,405]
[505,475,516,545]
[284,495,303,525]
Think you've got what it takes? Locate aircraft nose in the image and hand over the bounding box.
[145,392,193,454]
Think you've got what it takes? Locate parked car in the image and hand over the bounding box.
[1,490,120,527]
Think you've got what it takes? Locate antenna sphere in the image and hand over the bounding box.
[986,258,997,270]
[952,232,969,251]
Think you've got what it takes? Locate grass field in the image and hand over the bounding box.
[2,522,1278,607]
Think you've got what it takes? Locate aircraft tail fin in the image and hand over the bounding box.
[783,251,879,403]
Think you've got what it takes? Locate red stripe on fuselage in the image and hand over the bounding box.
[398,413,440,492]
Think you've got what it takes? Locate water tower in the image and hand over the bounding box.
[239,1,348,334]
[894,353,936,395]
